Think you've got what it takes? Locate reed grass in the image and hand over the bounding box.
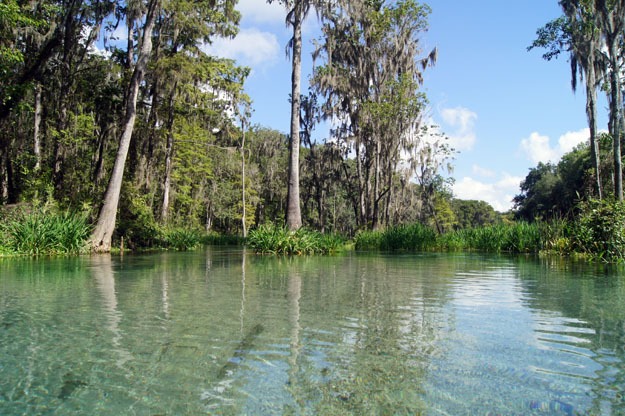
[162,228,201,251]
[380,223,437,251]
[354,230,383,251]
[437,223,542,253]
[354,222,543,254]
[247,224,345,255]
[3,210,91,255]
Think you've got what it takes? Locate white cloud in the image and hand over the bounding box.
[519,132,557,164]
[453,173,523,212]
[472,164,495,178]
[519,128,589,164]
[203,28,280,68]
[237,0,286,25]
[559,128,589,153]
[439,107,477,151]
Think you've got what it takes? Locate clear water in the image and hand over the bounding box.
[1,248,624,415]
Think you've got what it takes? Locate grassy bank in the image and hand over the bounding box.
[0,210,92,256]
[355,222,544,254]
[247,224,346,255]
[0,209,206,256]
[4,199,625,263]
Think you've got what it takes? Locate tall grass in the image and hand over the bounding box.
[162,227,201,251]
[3,210,91,255]
[438,223,542,253]
[247,224,345,255]
[355,222,543,254]
[355,224,436,252]
[380,223,437,251]
[354,230,383,251]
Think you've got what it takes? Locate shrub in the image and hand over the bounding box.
[502,222,541,253]
[538,219,572,254]
[116,187,162,249]
[354,230,383,251]
[247,224,344,255]
[163,228,201,251]
[380,223,437,251]
[572,199,625,262]
[436,230,468,251]
[4,210,91,255]
[434,223,542,253]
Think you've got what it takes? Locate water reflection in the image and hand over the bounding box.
[91,254,132,368]
[515,256,625,415]
[1,251,625,414]
[287,266,303,410]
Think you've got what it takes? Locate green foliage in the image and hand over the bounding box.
[354,224,437,252]
[313,0,439,229]
[439,223,542,253]
[572,199,625,262]
[354,222,542,253]
[451,199,501,229]
[354,230,383,251]
[162,227,201,251]
[116,186,161,249]
[247,224,345,255]
[435,230,468,251]
[514,144,594,221]
[380,223,437,251]
[538,218,573,254]
[201,232,245,246]
[2,210,91,255]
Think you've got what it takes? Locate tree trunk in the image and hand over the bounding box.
[52,106,67,192]
[607,38,623,200]
[285,4,303,231]
[241,120,247,238]
[355,143,366,226]
[90,0,158,252]
[0,142,8,203]
[160,88,177,223]
[160,131,173,223]
[372,138,381,230]
[585,61,601,199]
[33,84,43,171]
[93,128,107,187]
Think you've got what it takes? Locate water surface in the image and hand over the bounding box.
[1,249,624,414]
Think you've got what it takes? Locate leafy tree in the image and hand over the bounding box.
[90,0,160,252]
[530,6,603,199]
[532,0,625,200]
[451,199,500,230]
[313,0,437,230]
[514,144,594,221]
[268,0,324,230]
[90,0,244,251]
[247,126,289,226]
[595,0,625,200]
[513,162,559,221]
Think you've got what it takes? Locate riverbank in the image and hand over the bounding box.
[3,199,625,262]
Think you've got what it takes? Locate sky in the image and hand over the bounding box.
[203,0,609,212]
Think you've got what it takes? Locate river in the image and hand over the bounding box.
[1,248,624,414]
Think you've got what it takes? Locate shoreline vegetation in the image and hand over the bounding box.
[2,1,624,266]
[2,199,625,263]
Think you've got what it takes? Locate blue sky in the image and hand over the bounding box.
[204,0,607,212]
